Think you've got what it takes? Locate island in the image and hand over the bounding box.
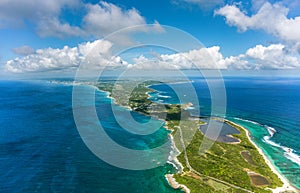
[95,80,297,193]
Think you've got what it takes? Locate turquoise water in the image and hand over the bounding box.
[228,118,300,189]
[150,77,300,189]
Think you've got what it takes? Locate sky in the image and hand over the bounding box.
[1,0,300,77]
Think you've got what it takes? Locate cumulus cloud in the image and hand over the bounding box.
[81,2,164,45]
[12,45,35,56]
[251,0,267,11]
[0,0,81,38]
[5,41,300,73]
[6,43,227,73]
[215,2,300,45]
[218,55,249,70]
[5,40,126,73]
[244,44,300,69]
[128,45,299,70]
[0,0,77,27]
[128,44,300,70]
[36,17,84,38]
[83,1,146,37]
[6,46,80,73]
[78,39,127,68]
[0,0,161,38]
[128,46,227,70]
[220,44,300,70]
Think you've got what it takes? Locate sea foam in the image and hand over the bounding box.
[262,126,300,166]
[234,117,261,125]
[263,136,281,148]
[264,125,277,137]
[157,94,171,98]
[284,150,300,166]
[236,117,300,166]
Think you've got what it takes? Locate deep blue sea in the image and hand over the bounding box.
[0,80,179,193]
[0,77,300,192]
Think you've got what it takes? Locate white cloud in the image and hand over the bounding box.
[78,39,126,68]
[79,39,112,57]
[215,2,300,45]
[6,43,227,73]
[219,55,250,70]
[128,46,227,70]
[0,0,81,37]
[219,44,300,70]
[6,40,300,73]
[251,0,267,11]
[128,44,300,70]
[5,40,126,73]
[244,44,300,69]
[83,2,146,37]
[0,1,159,38]
[12,45,35,56]
[6,46,80,73]
[36,17,84,38]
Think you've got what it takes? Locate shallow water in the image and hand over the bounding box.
[199,118,240,143]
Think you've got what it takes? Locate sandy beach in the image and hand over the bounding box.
[226,120,299,193]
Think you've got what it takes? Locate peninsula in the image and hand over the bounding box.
[96,80,297,193]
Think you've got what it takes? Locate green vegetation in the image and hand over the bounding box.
[96,80,191,120]
[174,173,250,193]
[174,121,283,193]
[96,81,283,193]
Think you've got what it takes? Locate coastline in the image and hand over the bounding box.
[93,82,298,192]
[226,120,299,193]
[164,124,191,193]
[165,174,190,193]
[94,82,191,192]
[165,125,184,172]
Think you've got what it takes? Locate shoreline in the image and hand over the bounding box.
[165,174,190,193]
[164,124,190,193]
[226,120,299,193]
[94,83,190,192]
[165,125,184,173]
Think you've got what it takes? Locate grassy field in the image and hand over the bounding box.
[173,120,283,193]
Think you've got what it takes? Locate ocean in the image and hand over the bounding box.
[0,80,178,193]
[0,77,299,192]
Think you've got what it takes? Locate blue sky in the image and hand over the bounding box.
[1,0,300,76]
